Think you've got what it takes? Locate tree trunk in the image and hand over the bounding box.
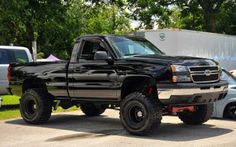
[197,0,224,33]
[111,4,116,34]
[204,11,217,33]
[25,21,34,54]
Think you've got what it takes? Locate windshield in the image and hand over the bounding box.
[222,70,236,85]
[107,36,164,58]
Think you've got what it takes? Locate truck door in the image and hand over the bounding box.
[69,37,120,101]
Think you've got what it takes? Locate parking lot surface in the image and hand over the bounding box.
[0,109,236,147]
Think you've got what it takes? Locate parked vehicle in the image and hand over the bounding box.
[229,70,236,77]
[212,69,236,119]
[0,46,32,96]
[135,29,236,70]
[10,35,228,135]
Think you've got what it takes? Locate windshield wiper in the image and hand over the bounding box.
[124,53,141,57]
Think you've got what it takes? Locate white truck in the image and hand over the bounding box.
[0,46,32,98]
[135,29,236,70]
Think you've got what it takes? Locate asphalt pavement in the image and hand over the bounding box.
[0,109,236,147]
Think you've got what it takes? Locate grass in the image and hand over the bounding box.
[0,95,79,120]
[1,95,20,105]
[0,95,20,120]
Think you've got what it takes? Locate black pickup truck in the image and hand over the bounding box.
[10,35,228,135]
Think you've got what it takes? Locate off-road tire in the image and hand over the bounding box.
[20,88,52,124]
[120,92,162,135]
[178,104,213,125]
[80,103,106,116]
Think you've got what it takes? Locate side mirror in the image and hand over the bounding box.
[94,51,114,64]
[94,51,109,60]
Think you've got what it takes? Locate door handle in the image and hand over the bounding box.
[73,69,80,72]
[74,67,87,72]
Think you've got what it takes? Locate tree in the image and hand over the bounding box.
[216,1,236,35]
[125,0,171,29]
[80,0,131,34]
[126,0,236,34]
[0,0,131,59]
[175,0,224,32]
[0,0,68,54]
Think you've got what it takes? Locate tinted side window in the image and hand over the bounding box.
[13,50,29,63]
[79,40,108,61]
[0,49,29,64]
[0,49,9,64]
[80,41,97,60]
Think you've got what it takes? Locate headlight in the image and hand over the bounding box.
[172,75,191,82]
[171,64,188,72]
[171,64,191,82]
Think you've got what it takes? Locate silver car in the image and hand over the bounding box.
[212,69,236,119]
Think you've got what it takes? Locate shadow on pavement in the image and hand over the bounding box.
[5,111,233,142]
[212,117,236,121]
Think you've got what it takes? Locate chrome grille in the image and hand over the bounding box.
[188,66,220,83]
[189,66,218,72]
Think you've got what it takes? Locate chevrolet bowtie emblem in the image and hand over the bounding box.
[204,70,211,76]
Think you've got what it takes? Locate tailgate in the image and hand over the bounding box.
[0,64,9,95]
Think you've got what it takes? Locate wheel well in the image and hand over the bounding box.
[22,78,47,93]
[223,102,236,118]
[121,76,157,99]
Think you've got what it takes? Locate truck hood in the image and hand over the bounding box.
[125,54,218,66]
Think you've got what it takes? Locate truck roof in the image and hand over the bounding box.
[0,46,29,50]
[77,34,144,41]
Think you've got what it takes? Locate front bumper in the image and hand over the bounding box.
[157,80,228,105]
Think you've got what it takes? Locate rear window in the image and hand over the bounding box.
[0,49,29,64]
[0,50,9,64]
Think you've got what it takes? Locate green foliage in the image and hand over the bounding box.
[83,5,130,34]
[216,1,236,35]
[126,0,236,35]
[0,0,70,59]
[71,0,131,35]
[0,0,131,60]
[126,0,171,29]
[0,0,235,60]
[37,52,45,59]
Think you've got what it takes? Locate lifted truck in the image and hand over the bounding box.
[10,35,228,135]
